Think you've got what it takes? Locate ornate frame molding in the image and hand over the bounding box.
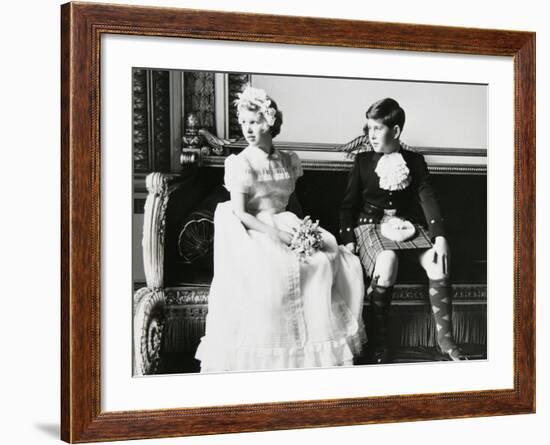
[61,3,535,442]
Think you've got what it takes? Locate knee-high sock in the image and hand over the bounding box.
[370,284,393,348]
[428,278,458,353]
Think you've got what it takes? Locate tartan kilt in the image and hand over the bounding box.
[354,223,433,279]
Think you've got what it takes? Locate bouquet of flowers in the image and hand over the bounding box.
[290,216,324,262]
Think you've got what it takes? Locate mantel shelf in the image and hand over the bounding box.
[200,155,487,175]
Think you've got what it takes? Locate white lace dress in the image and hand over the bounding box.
[195,146,365,372]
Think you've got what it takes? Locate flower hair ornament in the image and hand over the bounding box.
[234,85,278,127]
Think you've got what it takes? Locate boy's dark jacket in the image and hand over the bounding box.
[339,149,445,245]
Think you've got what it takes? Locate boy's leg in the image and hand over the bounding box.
[419,249,468,361]
[369,250,398,363]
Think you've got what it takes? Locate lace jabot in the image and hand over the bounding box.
[374,151,412,191]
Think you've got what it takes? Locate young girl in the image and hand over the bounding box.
[195,86,365,372]
[340,98,467,363]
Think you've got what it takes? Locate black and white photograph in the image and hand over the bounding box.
[5,0,548,443]
[132,69,487,376]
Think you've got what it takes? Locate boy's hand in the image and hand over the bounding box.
[432,236,450,275]
[344,242,356,254]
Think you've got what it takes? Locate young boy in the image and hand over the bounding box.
[339,97,467,364]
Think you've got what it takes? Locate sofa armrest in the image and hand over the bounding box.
[136,172,195,375]
[142,173,171,289]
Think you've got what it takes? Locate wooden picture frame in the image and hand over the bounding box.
[61,2,535,442]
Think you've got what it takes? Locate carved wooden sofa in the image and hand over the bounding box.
[133,154,487,375]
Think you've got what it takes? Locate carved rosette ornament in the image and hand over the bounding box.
[133,288,165,375]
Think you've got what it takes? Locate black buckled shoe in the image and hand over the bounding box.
[436,344,469,361]
[370,346,392,364]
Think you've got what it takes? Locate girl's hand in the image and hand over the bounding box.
[344,242,356,254]
[432,236,450,275]
[277,230,293,246]
[267,228,292,246]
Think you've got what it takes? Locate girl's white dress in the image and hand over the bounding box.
[195,146,365,372]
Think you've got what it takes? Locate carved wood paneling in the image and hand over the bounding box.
[132,69,149,172]
[184,71,215,133]
[132,69,171,173]
[227,73,251,139]
[152,70,171,172]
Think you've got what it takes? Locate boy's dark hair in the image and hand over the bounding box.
[364,98,406,133]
